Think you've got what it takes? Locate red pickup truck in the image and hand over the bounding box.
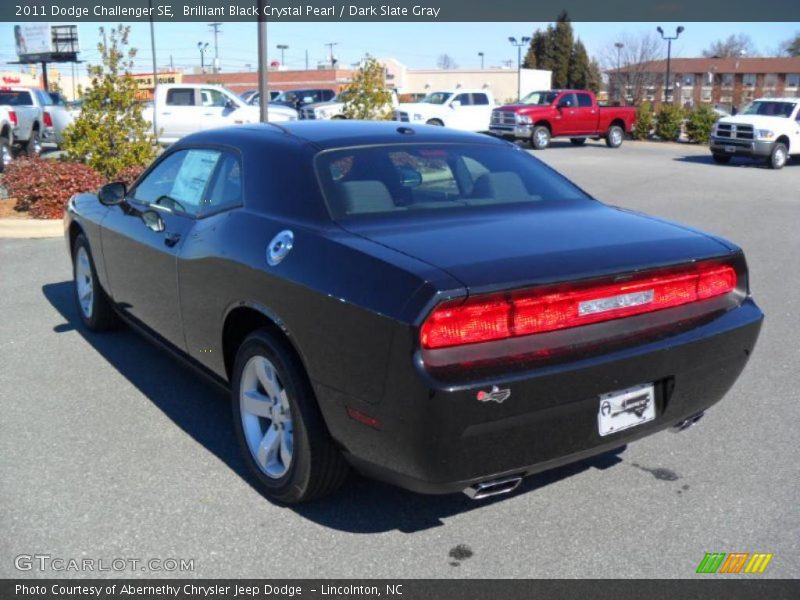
[489,89,637,150]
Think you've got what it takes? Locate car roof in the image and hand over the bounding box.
[181,120,510,151]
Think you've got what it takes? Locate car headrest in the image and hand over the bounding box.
[472,172,529,201]
[337,180,396,215]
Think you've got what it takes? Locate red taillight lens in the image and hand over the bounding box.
[8,110,17,126]
[43,111,53,127]
[421,263,737,349]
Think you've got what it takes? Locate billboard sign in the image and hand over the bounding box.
[14,23,52,59]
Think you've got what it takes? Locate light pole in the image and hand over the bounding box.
[657,26,684,104]
[508,36,531,101]
[614,42,624,103]
[478,52,484,69]
[277,44,288,67]
[197,42,209,73]
[325,42,338,68]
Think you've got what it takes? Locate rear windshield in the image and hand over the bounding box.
[315,143,590,220]
[0,90,33,106]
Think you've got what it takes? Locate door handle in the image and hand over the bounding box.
[164,232,182,247]
[161,112,171,116]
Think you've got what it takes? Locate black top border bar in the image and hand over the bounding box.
[6,0,800,22]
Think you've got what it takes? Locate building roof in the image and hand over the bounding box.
[610,57,800,74]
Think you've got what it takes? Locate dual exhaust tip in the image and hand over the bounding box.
[672,411,705,432]
[464,475,523,500]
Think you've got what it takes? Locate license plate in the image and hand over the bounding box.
[597,383,656,437]
[724,145,737,153]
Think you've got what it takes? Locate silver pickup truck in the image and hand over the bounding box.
[0,87,68,154]
[0,106,15,172]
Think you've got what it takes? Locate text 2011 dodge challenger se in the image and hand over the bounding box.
[64,121,763,503]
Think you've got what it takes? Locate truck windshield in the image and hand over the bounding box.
[0,90,33,106]
[315,143,590,220]
[520,91,559,105]
[741,101,797,118]
[420,92,452,105]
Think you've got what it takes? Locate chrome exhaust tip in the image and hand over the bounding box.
[463,475,523,500]
[672,411,705,433]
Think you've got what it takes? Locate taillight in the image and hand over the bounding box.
[421,263,737,350]
[8,111,17,126]
[43,111,53,127]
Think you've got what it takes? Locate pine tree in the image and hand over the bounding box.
[550,12,574,88]
[586,59,602,94]
[568,40,591,89]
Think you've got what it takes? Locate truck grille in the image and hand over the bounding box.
[300,108,316,120]
[394,110,410,122]
[715,123,754,140]
[491,111,517,126]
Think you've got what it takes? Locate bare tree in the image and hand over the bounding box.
[436,54,458,70]
[600,32,663,105]
[777,32,800,57]
[702,34,757,58]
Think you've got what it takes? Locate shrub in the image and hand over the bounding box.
[6,158,105,219]
[685,104,719,143]
[655,103,685,142]
[114,164,146,188]
[632,101,653,140]
[342,55,394,120]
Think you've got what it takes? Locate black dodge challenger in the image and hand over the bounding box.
[64,121,763,503]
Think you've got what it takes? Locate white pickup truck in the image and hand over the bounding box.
[0,87,56,155]
[393,89,495,131]
[300,89,399,120]
[710,97,800,169]
[143,84,298,144]
[0,107,15,172]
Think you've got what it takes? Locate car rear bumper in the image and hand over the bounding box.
[316,298,763,495]
[710,137,773,157]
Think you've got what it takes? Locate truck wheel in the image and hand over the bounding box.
[712,153,731,164]
[426,119,444,126]
[531,126,550,150]
[570,138,587,146]
[767,143,788,170]
[605,125,624,148]
[232,329,350,504]
[0,136,11,173]
[24,129,42,156]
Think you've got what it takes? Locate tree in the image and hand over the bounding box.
[342,56,393,120]
[601,32,663,105]
[685,104,718,143]
[436,54,458,70]
[549,12,574,88]
[702,34,756,58]
[632,101,653,140]
[586,59,602,94]
[62,25,155,179]
[567,40,594,90]
[778,33,800,56]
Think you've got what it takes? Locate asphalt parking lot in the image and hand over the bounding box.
[1,140,798,579]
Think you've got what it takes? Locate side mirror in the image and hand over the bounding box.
[98,182,126,206]
[225,98,237,110]
[450,100,461,109]
[141,210,165,232]
[397,166,423,188]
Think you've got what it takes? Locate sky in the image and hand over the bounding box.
[0,21,798,75]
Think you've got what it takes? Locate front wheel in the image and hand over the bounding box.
[531,126,550,150]
[72,234,120,331]
[605,125,624,148]
[232,330,350,503]
[712,153,731,164]
[768,143,788,170]
[570,137,587,146]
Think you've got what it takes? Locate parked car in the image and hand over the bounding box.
[710,98,800,169]
[64,121,762,503]
[0,87,53,155]
[490,89,637,149]
[37,89,74,146]
[394,89,495,131]
[141,84,297,144]
[269,88,335,111]
[245,90,283,105]
[0,106,16,172]
[300,89,399,120]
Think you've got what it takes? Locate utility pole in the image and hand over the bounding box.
[508,36,531,101]
[209,22,222,73]
[277,44,288,67]
[657,26,684,104]
[478,52,484,69]
[147,0,158,139]
[614,42,624,103]
[325,42,338,69]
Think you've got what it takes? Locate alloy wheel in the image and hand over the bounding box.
[74,246,94,319]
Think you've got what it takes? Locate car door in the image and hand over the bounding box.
[100,148,224,349]
[792,108,800,153]
[449,93,474,130]
[470,92,493,131]
[199,88,236,130]
[159,87,198,140]
[553,93,578,135]
[573,92,598,134]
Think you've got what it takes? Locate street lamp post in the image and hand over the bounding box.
[656,26,684,104]
[277,44,288,67]
[478,52,484,69]
[614,42,624,103]
[197,42,209,73]
[508,36,531,101]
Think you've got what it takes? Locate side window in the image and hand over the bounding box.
[201,89,227,107]
[166,88,195,106]
[559,93,577,107]
[206,153,243,211]
[133,149,222,216]
[471,93,489,105]
[577,93,593,108]
[454,93,472,106]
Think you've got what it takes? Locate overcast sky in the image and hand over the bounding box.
[1,21,798,75]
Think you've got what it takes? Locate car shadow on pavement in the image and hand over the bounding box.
[674,154,798,168]
[44,280,626,534]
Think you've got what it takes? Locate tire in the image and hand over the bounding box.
[531,125,550,150]
[712,153,731,164]
[426,119,444,127]
[570,137,587,146]
[232,329,350,503]
[0,136,11,173]
[24,128,41,156]
[768,143,788,170]
[72,234,120,331]
[605,125,624,148]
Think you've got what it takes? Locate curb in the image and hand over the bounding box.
[0,218,63,239]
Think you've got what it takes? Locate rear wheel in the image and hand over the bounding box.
[712,153,731,164]
[72,234,120,331]
[24,128,41,156]
[767,143,788,170]
[570,137,587,146]
[0,136,11,173]
[426,118,444,127]
[531,126,550,150]
[232,330,349,503]
[605,125,624,148]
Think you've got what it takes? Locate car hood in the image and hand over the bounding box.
[494,104,552,114]
[717,114,793,128]
[343,202,733,291]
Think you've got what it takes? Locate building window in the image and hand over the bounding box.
[721,74,734,87]
[786,74,800,87]
[743,74,756,87]
[764,73,778,88]
[682,74,695,86]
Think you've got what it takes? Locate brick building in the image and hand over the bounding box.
[609,57,800,110]
[183,68,356,96]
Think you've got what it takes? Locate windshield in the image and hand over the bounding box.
[315,143,590,220]
[0,90,33,106]
[520,91,559,105]
[741,101,797,118]
[420,92,452,105]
